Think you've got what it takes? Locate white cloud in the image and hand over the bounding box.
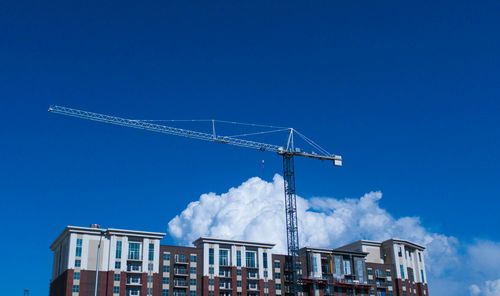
[166,175,498,295]
[168,175,456,258]
[469,279,500,296]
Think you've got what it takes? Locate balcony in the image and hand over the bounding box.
[127,290,141,296]
[219,283,232,290]
[247,285,259,291]
[376,282,387,288]
[219,269,231,278]
[174,280,189,288]
[126,277,142,286]
[174,269,189,276]
[174,256,189,265]
[247,273,258,280]
[127,264,142,273]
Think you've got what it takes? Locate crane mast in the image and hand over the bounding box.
[48,105,342,296]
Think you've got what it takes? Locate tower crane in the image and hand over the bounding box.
[48,105,342,296]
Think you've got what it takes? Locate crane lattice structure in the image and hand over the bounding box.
[48,105,342,296]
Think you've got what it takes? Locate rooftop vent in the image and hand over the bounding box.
[90,224,101,229]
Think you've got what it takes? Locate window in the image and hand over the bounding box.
[274,261,280,268]
[276,284,281,290]
[75,238,82,257]
[343,260,351,275]
[369,289,374,295]
[264,271,268,277]
[386,270,391,277]
[113,286,120,294]
[148,288,153,295]
[128,242,141,260]
[209,267,214,274]
[263,253,268,268]
[367,268,373,275]
[398,247,402,257]
[149,243,155,261]
[237,280,242,287]
[190,267,196,274]
[162,290,169,296]
[190,292,196,296]
[163,277,170,284]
[246,252,256,268]
[209,279,214,286]
[237,269,242,276]
[275,273,280,279]
[237,250,242,267]
[75,259,81,267]
[72,285,79,292]
[191,255,197,262]
[400,265,405,279]
[116,241,122,259]
[114,274,120,281]
[73,272,80,280]
[409,268,414,282]
[418,252,422,262]
[335,259,341,275]
[190,279,197,285]
[164,265,170,273]
[149,263,153,271]
[312,257,318,273]
[209,248,214,265]
[421,270,425,282]
[387,281,392,287]
[357,260,364,282]
[148,275,153,283]
[164,253,171,261]
[175,254,186,262]
[219,249,229,266]
[115,261,121,269]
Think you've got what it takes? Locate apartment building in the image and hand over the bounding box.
[50,226,429,296]
[338,239,428,296]
[192,237,275,296]
[49,225,165,296]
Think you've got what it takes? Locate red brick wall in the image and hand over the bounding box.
[231,267,238,296]
[202,276,209,296]
[268,280,275,296]
[241,268,247,296]
[141,273,148,296]
[214,276,220,296]
[120,272,126,296]
[258,279,264,296]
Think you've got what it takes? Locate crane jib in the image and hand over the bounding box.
[48,104,342,296]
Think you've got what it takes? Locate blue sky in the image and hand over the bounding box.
[1,1,499,295]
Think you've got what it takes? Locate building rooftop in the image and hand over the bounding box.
[193,237,275,249]
[50,225,166,250]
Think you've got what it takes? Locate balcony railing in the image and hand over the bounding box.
[219,283,232,290]
[126,278,142,286]
[174,280,189,288]
[127,266,142,273]
[174,269,188,276]
[247,285,259,291]
[247,273,258,280]
[219,270,231,278]
[175,256,188,264]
